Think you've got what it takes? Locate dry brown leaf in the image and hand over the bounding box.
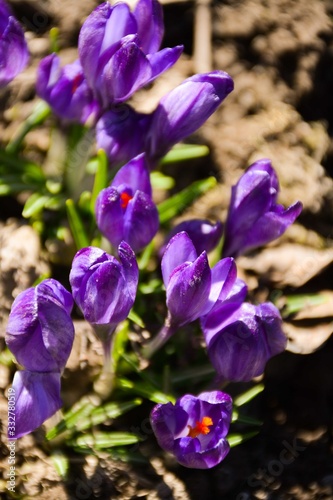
[284,320,333,354]
[238,244,333,288]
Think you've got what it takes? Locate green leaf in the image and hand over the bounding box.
[228,431,259,448]
[283,293,328,316]
[22,193,50,218]
[158,176,217,224]
[137,240,154,271]
[117,377,175,404]
[232,409,262,426]
[233,384,265,407]
[90,149,109,215]
[51,450,69,479]
[150,171,175,190]
[66,199,90,249]
[6,100,51,154]
[46,398,142,440]
[160,143,210,164]
[70,431,140,450]
[128,309,145,328]
[171,364,215,383]
[138,278,163,295]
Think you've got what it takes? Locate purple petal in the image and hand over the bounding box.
[205,302,287,381]
[112,153,152,196]
[174,435,230,469]
[11,371,62,439]
[122,191,159,252]
[150,402,189,452]
[166,252,211,326]
[95,186,125,248]
[96,106,151,166]
[146,71,234,162]
[0,15,29,87]
[161,219,223,257]
[161,231,198,287]
[147,45,183,82]
[133,0,164,53]
[6,279,74,373]
[117,240,139,303]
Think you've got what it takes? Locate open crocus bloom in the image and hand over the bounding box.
[222,159,303,258]
[150,391,232,469]
[95,153,159,252]
[202,302,287,382]
[0,0,29,87]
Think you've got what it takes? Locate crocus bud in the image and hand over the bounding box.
[6,279,75,373]
[95,153,159,252]
[0,0,29,87]
[223,159,303,258]
[37,54,101,124]
[160,219,223,257]
[150,391,232,469]
[69,242,139,346]
[146,71,234,164]
[5,279,75,438]
[203,302,287,382]
[78,1,183,108]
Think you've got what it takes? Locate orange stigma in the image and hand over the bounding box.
[120,192,133,209]
[187,416,213,438]
[72,74,82,94]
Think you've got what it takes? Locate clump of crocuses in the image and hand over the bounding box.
[222,158,303,258]
[0,0,29,87]
[95,153,159,252]
[150,391,232,469]
[69,242,139,360]
[5,279,75,438]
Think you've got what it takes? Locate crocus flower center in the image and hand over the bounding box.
[187,416,213,438]
[120,191,133,209]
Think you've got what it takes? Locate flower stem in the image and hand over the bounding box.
[93,336,115,399]
[142,316,177,359]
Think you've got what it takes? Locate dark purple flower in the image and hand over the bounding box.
[96,105,152,166]
[69,242,139,346]
[78,0,182,109]
[10,371,62,439]
[5,278,74,438]
[95,153,159,252]
[36,54,101,124]
[160,219,223,257]
[223,159,303,258]
[150,391,232,469]
[6,279,75,373]
[0,0,28,87]
[96,71,234,167]
[202,302,287,382]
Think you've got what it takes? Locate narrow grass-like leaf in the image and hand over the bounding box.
[232,409,262,426]
[283,293,327,316]
[90,149,109,215]
[6,101,51,154]
[160,144,209,165]
[138,278,163,295]
[171,364,215,383]
[117,378,175,404]
[128,309,145,328]
[234,384,265,407]
[228,431,259,448]
[51,450,69,479]
[22,193,50,218]
[158,176,217,224]
[138,240,154,271]
[66,198,90,249]
[70,432,140,450]
[150,171,175,190]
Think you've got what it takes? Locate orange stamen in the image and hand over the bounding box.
[187,416,213,438]
[120,192,133,209]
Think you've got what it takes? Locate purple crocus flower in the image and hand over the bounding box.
[78,0,183,109]
[150,391,232,469]
[0,0,29,86]
[69,242,139,356]
[143,232,245,357]
[96,70,234,167]
[160,219,223,257]
[95,153,159,252]
[202,302,287,382]
[5,279,75,438]
[36,54,101,125]
[222,159,303,258]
